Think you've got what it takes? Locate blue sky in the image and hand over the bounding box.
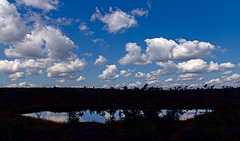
[0,0,240,88]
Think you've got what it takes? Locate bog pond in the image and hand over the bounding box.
[22,109,213,123]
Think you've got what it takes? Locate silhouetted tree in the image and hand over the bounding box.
[67,111,79,127]
[122,86,128,91]
[141,83,149,91]
[210,85,215,89]
[203,84,208,89]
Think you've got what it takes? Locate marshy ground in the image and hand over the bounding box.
[0,87,240,141]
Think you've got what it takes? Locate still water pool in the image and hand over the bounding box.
[22,109,213,123]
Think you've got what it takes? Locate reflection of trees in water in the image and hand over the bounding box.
[67,111,84,126]
[162,109,185,121]
[67,111,80,123]
[94,109,186,122]
[105,109,117,123]
[95,109,118,123]
[123,109,144,120]
[65,109,187,124]
[143,109,159,120]
[35,112,42,118]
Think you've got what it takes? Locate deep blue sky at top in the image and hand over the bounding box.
[53,0,240,61]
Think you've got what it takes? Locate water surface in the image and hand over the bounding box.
[22,109,213,123]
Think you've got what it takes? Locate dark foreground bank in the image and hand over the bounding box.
[0,87,240,140]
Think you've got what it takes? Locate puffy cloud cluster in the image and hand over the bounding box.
[0,0,27,44]
[206,74,240,87]
[119,43,150,65]
[152,59,236,76]
[94,55,108,67]
[0,0,88,85]
[208,61,235,72]
[172,39,215,60]
[17,0,59,12]
[9,72,25,81]
[219,62,235,69]
[120,69,134,77]
[128,81,142,88]
[4,25,76,60]
[0,59,44,74]
[120,70,132,77]
[146,38,177,62]
[119,37,216,65]
[177,59,208,73]
[6,81,41,87]
[26,68,43,76]
[135,72,147,79]
[91,7,138,33]
[98,65,119,81]
[0,59,22,74]
[4,30,44,58]
[135,72,152,79]
[153,61,178,76]
[0,58,87,83]
[46,59,87,79]
[131,58,237,88]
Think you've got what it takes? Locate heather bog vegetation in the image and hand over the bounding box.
[0,86,240,140]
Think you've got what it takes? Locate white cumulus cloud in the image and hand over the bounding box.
[47,58,87,79]
[120,69,134,77]
[135,72,146,79]
[76,76,86,82]
[206,74,240,87]
[172,39,215,60]
[208,61,220,72]
[128,81,142,88]
[7,82,39,87]
[26,68,43,76]
[119,37,217,65]
[9,72,25,81]
[219,62,235,69]
[98,65,119,81]
[0,59,22,74]
[0,0,27,44]
[18,0,59,12]
[119,43,150,65]
[145,37,177,62]
[153,61,178,76]
[5,25,76,60]
[94,55,108,67]
[91,7,138,33]
[177,59,208,73]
